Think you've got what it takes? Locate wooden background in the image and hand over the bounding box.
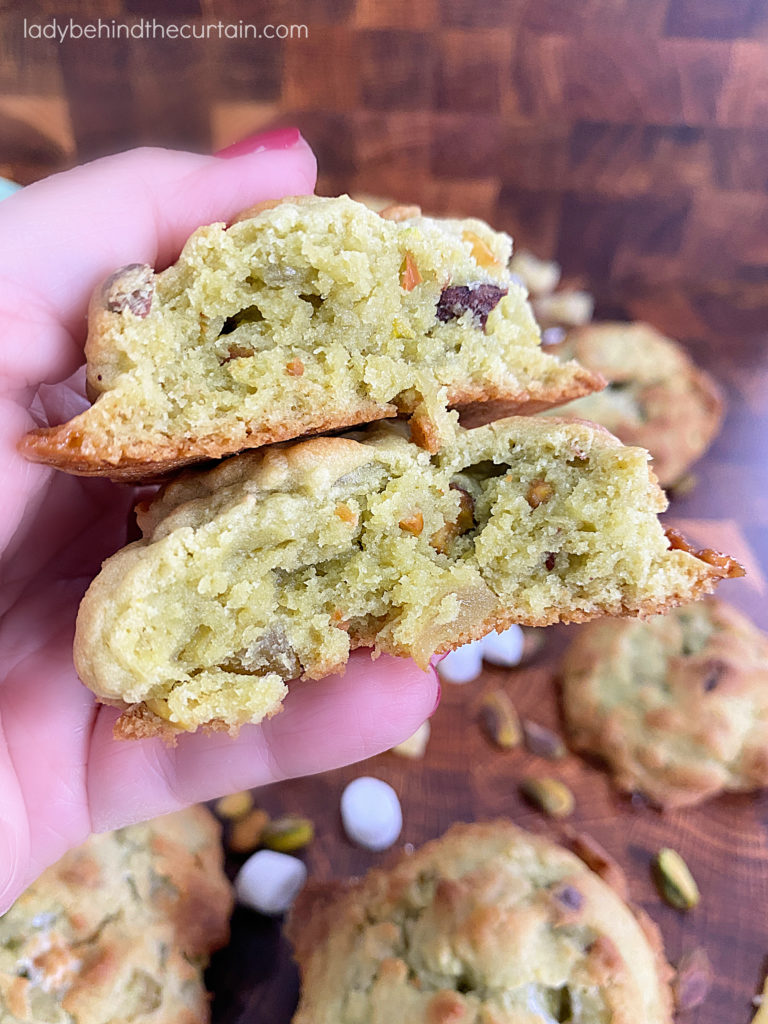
[2,0,768,315]
[1,1,768,1021]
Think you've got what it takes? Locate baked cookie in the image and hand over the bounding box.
[20,195,602,480]
[540,322,724,487]
[508,250,594,330]
[0,807,233,1023]
[73,416,742,737]
[561,600,768,809]
[287,820,674,1024]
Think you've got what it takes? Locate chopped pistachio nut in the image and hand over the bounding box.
[215,790,254,821]
[262,816,315,853]
[654,848,700,910]
[522,719,566,760]
[478,690,522,750]
[229,808,270,855]
[392,720,431,759]
[674,947,712,1012]
[520,777,574,818]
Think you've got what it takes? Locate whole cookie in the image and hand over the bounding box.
[287,820,673,1024]
[541,321,723,487]
[561,600,768,809]
[0,807,233,1024]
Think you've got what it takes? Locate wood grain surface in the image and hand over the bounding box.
[204,307,768,1024]
[3,0,768,312]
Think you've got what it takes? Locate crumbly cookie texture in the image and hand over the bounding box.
[20,195,601,480]
[540,322,723,487]
[561,600,768,809]
[286,820,674,1024]
[0,807,232,1024]
[73,417,741,738]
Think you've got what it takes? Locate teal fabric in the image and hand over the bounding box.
[0,177,21,201]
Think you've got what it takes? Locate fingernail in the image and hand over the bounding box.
[430,680,442,716]
[215,127,302,159]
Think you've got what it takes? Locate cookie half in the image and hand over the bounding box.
[20,195,602,480]
[561,600,768,809]
[0,807,232,1023]
[73,417,742,737]
[540,322,724,487]
[287,820,674,1024]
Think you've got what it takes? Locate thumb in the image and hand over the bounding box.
[0,135,317,381]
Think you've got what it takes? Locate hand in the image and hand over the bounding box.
[0,138,440,913]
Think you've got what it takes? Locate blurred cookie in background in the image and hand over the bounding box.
[541,322,724,488]
[287,819,674,1024]
[509,250,594,332]
[561,600,768,810]
[0,807,233,1024]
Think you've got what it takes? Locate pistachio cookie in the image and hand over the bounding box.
[73,417,741,737]
[287,820,674,1024]
[21,196,601,480]
[561,600,768,809]
[540,322,723,487]
[0,807,233,1024]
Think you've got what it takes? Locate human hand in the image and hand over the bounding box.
[0,136,440,913]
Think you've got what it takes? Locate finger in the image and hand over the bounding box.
[0,138,317,383]
[0,625,95,912]
[86,654,440,833]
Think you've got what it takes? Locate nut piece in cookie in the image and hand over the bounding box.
[20,195,603,480]
[72,417,742,737]
[286,820,674,1024]
[561,599,768,809]
[0,807,232,1023]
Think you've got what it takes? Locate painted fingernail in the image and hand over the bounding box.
[215,126,302,159]
[430,680,442,715]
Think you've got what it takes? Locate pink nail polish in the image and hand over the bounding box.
[430,680,442,716]
[215,126,302,159]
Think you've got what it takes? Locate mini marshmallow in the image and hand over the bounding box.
[437,640,484,684]
[234,849,307,916]
[341,777,402,851]
[482,625,525,667]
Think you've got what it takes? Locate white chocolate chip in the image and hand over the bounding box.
[234,849,307,916]
[392,720,431,759]
[437,640,484,684]
[482,626,525,667]
[341,777,402,851]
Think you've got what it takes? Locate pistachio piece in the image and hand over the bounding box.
[522,719,566,760]
[478,690,522,750]
[563,828,628,899]
[520,777,574,818]
[392,720,431,759]
[215,790,254,821]
[674,947,713,1012]
[262,815,315,853]
[229,808,270,855]
[526,479,554,509]
[654,848,700,910]
[400,252,422,291]
[102,263,154,317]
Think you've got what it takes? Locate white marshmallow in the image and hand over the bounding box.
[437,641,484,684]
[341,777,402,851]
[234,849,307,916]
[482,626,525,667]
